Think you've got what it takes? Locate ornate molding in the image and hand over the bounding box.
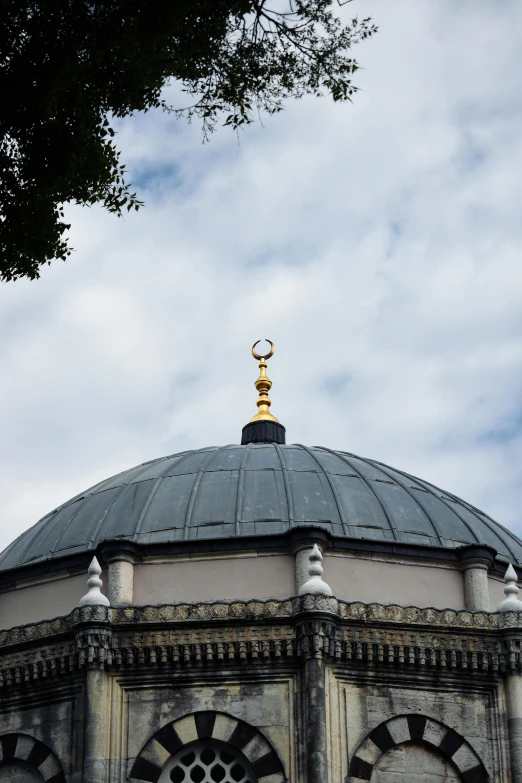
[110,598,294,624]
[0,599,521,690]
[0,639,75,688]
[335,625,511,672]
[2,599,516,652]
[0,616,70,649]
[338,601,500,629]
[498,610,522,629]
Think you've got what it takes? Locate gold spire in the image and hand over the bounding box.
[250,340,279,423]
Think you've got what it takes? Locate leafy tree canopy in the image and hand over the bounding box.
[0,0,376,281]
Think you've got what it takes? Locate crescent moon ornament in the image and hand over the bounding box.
[248,339,279,423]
[252,340,275,361]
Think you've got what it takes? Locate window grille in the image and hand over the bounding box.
[159,739,258,783]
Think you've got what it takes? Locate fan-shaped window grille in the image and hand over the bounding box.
[159,739,258,783]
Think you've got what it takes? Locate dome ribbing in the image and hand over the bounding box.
[1,444,521,572]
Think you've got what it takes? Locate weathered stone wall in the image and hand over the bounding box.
[0,688,82,783]
[328,673,503,782]
[122,673,298,782]
[0,597,520,782]
[372,742,461,783]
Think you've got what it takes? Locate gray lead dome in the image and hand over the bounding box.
[1,443,522,571]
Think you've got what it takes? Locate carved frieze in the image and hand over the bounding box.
[0,598,521,692]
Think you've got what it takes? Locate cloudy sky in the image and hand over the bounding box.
[1,0,522,552]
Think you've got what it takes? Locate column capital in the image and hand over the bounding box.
[288,526,332,555]
[457,544,496,570]
[98,540,141,565]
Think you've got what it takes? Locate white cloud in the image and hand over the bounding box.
[1,0,522,552]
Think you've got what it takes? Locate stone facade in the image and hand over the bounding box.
[372,743,461,783]
[0,594,521,782]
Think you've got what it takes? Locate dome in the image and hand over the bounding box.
[1,444,522,573]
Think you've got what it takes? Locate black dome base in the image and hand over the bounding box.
[241,420,286,444]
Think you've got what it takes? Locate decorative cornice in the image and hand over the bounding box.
[2,598,518,650]
[338,601,502,630]
[109,598,294,624]
[498,610,522,628]
[0,616,70,648]
[0,598,521,692]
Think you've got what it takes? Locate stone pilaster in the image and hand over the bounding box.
[305,655,328,783]
[99,542,139,606]
[84,667,110,783]
[500,610,522,783]
[457,544,495,611]
[107,558,134,606]
[72,605,112,783]
[506,673,522,782]
[463,564,490,611]
[296,596,339,783]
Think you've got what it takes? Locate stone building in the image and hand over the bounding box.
[1,343,522,783]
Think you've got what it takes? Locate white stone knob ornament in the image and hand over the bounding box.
[497,563,522,612]
[298,544,332,596]
[78,556,110,607]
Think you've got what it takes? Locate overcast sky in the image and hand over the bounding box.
[1,0,522,553]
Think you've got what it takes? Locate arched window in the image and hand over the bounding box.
[348,715,488,783]
[160,739,258,783]
[131,711,286,783]
[0,734,65,783]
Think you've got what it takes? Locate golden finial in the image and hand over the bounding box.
[250,340,279,423]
